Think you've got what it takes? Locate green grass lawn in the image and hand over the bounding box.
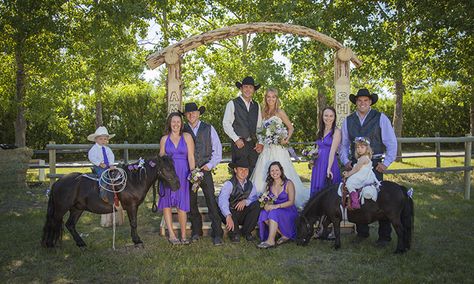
[6,158,473,282]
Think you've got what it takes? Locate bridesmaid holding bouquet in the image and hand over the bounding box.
[310,107,342,197]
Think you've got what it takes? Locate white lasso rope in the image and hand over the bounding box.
[99,168,127,250]
[99,168,127,193]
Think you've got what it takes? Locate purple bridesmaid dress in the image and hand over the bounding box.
[310,130,342,197]
[158,135,191,212]
[258,181,298,241]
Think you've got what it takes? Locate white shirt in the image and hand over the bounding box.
[222,96,263,142]
[88,143,115,166]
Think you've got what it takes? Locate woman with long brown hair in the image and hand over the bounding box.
[310,106,342,197]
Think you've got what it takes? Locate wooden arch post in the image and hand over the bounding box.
[334,47,354,126]
[146,22,362,117]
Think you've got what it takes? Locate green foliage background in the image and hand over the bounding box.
[0,0,472,149]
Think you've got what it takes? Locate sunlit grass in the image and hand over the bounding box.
[1,170,473,282]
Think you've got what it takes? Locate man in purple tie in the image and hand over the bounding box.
[87,126,116,202]
[182,102,224,246]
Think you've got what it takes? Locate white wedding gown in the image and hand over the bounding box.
[250,116,310,209]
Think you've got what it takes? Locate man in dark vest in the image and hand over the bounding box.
[340,88,398,247]
[182,102,224,246]
[217,159,259,243]
[223,76,263,177]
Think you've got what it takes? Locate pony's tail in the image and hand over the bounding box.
[400,186,414,250]
[41,188,63,248]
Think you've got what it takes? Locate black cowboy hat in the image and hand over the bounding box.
[179,102,205,115]
[349,88,379,105]
[235,76,261,90]
[228,159,250,169]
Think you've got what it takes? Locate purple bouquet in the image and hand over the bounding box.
[257,116,288,146]
[258,191,276,208]
[188,168,204,192]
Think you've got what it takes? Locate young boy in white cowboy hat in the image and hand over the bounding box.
[87,126,124,227]
[87,126,116,177]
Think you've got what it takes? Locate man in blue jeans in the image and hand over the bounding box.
[340,88,398,247]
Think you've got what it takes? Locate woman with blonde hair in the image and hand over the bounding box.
[250,88,309,209]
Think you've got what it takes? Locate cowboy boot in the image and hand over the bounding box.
[350,191,360,209]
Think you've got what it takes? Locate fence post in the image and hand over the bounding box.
[123,141,129,164]
[48,141,56,188]
[435,132,441,168]
[464,134,472,200]
[38,159,45,182]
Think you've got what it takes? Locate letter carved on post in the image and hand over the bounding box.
[334,47,353,127]
[165,49,182,114]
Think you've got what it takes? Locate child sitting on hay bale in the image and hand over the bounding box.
[87,126,124,227]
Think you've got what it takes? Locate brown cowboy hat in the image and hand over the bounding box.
[235,76,261,90]
[349,88,378,105]
[179,102,205,115]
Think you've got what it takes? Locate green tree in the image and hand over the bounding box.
[65,0,151,128]
[0,0,66,147]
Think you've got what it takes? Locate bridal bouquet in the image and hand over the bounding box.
[188,168,204,192]
[258,191,276,208]
[302,145,319,169]
[257,117,288,146]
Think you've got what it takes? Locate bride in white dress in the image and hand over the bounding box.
[250,88,310,209]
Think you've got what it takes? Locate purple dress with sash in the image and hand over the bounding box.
[310,130,342,197]
[158,135,190,212]
[258,181,298,240]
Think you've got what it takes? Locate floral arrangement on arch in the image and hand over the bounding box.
[257,116,288,146]
[302,145,319,169]
[188,168,204,192]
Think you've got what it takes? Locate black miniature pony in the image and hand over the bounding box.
[41,156,180,248]
[296,181,414,253]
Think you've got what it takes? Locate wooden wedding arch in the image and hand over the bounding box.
[146,22,362,126]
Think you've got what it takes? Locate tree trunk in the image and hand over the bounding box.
[242,34,248,66]
[94,74,104,128]
[14,44,27,147]
[471,84,474,136]
[317,84,327,127]
[392,0,406,162]
[393,78,404,162]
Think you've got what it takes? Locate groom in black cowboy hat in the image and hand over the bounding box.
[340,87,398,247]
[181,102,224,246]
[222,76,263,178]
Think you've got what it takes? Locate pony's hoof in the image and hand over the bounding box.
[334,244,341,250]
[134,242,144,249]
[79,246,87,252]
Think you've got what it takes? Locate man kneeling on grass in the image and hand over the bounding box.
[218,159,259,243]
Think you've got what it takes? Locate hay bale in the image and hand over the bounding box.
[0,147,33,189]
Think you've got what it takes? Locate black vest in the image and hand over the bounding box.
[346,109,384,160]
[229,176,253,209]
[232,97,259,140]
[184,121,212,168]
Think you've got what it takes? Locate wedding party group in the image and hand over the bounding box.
[88,75,397,249]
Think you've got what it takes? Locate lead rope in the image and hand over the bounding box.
[112,191,116,250]
[100,168,127,250]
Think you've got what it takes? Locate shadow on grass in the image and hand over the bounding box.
[1,172,473,282]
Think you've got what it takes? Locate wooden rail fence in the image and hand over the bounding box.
[40,135,473,200]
